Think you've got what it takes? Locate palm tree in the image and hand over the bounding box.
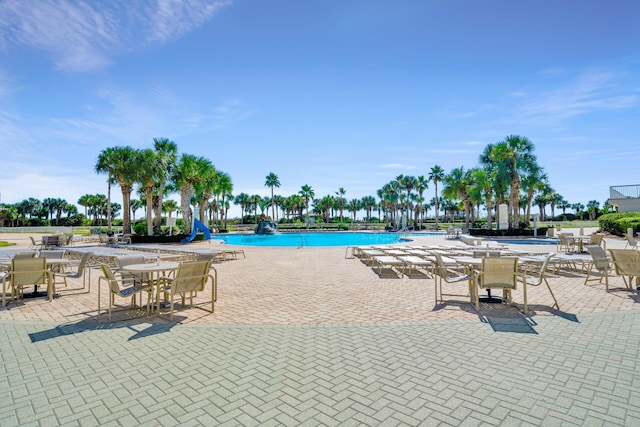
[77,194,92,217]
[250,194,262,224]
[137,148,165,236]
[470,168,493,230]
[335,187,346,223]
[234,193,250,223]
[586,200,600,220]
[163,199,179,218]
[172,154,213,235]
[520,162,547,226]
[194,163,217,225]
[428,165,445,230]
[130,199,143,221]
[360,195,377,222]
[152,138,178,231]
[346,198,360,222]
[214,171,233,229]
[489,135,536,229]
[299,185,315,220]
[264,172,280,221]
[443,167,474,232]
[95,146,138,234]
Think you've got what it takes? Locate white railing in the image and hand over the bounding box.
[610,184,640,199]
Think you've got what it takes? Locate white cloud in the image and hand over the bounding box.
[0,0,230,72]
[515,70,638,124]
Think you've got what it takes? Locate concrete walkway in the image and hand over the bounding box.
[1,231,639,425]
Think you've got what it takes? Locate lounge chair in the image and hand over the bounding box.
[157,261,216,320]
[372,255,405,277]
[397,255,434,277]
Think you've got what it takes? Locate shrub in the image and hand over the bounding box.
[599,212,640,236]
[469,227,548,237]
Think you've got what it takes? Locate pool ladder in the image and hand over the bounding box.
[298,235,308,248]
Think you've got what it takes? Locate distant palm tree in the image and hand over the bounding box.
[428,165,445,229]
[335,187,346,223]
[443,167,474,232]
[265,172,280,221]
[346,198,360,222]
[299,185,315,219]
[360,195,377,221]
[214,171,233,229]
[250,194,262,224]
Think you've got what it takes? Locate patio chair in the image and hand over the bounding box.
[584,245,611,291]
[588,234,606,251]
[557,233,576,253]
[98,234,109,245]
[42,235,60,249]
[474,257,520,312]
[13,252,36,259]
[117,234,132,244]
[517,253,558,313]
[432,252,473,305]
[117,255,148,285]
[472,250,501,258]
[40,250,68,287]
[624,234,639,250]
[608,249,640,292]
[60,233,73,246]
[54,252,93,292]
[28,236,43,250]
[158,260,216,320]
[98,264,153,321]
[2,258,54,307]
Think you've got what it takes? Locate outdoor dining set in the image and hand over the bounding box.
[349,233,640,315]
[0,236,233,322]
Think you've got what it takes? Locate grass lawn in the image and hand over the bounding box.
[0,242,16,247]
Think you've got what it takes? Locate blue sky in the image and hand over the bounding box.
[0,0,639,218]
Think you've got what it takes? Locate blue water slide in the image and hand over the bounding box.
[181,218,211,243]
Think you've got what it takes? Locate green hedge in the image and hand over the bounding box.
[130,233,206,243]
[469,227,548,237]
[598,212,640,236]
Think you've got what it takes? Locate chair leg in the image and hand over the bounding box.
[543,278,559,310]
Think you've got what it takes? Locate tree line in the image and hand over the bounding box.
[0,134,609,232]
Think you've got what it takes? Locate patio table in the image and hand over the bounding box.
[122,262,180,312]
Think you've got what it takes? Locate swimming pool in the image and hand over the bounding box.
[213,232,441,247]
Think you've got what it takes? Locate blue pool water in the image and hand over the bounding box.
[213,232,440,247]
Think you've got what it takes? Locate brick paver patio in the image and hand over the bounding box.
[1,232,639,425]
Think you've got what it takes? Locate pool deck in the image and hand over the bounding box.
[1,230,639,425]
